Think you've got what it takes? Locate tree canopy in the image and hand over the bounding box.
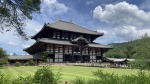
[0,0,41,40]
[0,47,8,67]
[105,35,150,58]
[105,35,150,70]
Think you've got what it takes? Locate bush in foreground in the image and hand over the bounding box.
[15,61,21,67]
[11,76,33,84]
[0,71,11,84]
[72,70,150,84]
[1,66,150,84]
[0,66,62,84]
[33,66,62,84]
[25,60,35,66]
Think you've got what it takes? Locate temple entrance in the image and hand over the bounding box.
[48,54,54,62]
[96,55,102,62]
[64,54,72,62]
[82,55,90,62]
[74,55,80,62]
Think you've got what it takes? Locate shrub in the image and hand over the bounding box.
[24,62,29,66]
[15,62,21,67]
[72,70,150,84]
[0,71,11,84]
[11,76,33,84]
[72,77,86,84]
[33,66,62,84]
[27,60,35,66]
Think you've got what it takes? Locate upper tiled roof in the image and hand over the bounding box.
[46,20,103,35]
[31,20,103,39]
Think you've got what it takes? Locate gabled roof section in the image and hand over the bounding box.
[71,36,89,44]
[31,20,103,39]
[47,20,103,35]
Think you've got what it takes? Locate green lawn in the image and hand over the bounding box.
[0,66,139,83]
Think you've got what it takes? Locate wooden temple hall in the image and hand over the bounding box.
[24,19,113,63]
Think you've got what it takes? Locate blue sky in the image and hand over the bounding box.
[0,0,150,55]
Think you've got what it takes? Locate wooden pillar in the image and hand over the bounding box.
[80,47,82,63]
[95,48,97,62]
[101,48,103,60]
[63,45,65,62]
[88,47,90,62]
[71,46,74,63]
[53,45,55,62]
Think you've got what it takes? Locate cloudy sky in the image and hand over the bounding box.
[0,0,150,55]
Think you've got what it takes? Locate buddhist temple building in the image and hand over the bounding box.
[24,20,113,63]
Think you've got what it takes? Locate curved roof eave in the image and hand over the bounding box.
[24,38,113,52]
[31,20,104,39]
[31,24,47,39]
[23,40,40,51]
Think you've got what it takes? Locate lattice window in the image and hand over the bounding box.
[73,34,76,39]
[56,32,60,39]
[70,34,73,40]
[53,31,56,38]
[87,36,91,42]
[83,48,88,54]
[62,33,68,40]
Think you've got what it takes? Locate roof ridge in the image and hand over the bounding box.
[57,20,103,35]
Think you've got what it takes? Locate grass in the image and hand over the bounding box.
[0,66,139,83]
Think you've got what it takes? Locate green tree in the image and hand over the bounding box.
[13,53,16,55]
[0,0,41,40]
[33,67,62,84]
[43,51,48,63]
[123,46,135,58]
[0,48,8,67]
[141,33,149,39]
[15,61,21,67]
[133,43,150,70]
[27,60,35,66]
[105,50,126,58]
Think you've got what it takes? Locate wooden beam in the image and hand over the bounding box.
[71,46,74,62]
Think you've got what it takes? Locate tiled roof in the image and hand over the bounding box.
[8,55,33,60]
[8,55,42,60]
[40,38,112,48]
[25,38,112,50]
[46,20,103,35]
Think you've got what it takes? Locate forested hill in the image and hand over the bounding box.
[105,36,150,58]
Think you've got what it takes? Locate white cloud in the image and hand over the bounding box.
[114,26,150,40]
[9,53,13,55]
[25,20,43,36]
[34,29,41,33]
[41,0,69,15]
[86,1,93,6]
[21,43,30,48]
[8,41,18,46]
[93,1,150,41]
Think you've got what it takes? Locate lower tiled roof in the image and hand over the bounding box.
[38,38,113,48]
[24,38,113,54]
[8,55,42,60]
